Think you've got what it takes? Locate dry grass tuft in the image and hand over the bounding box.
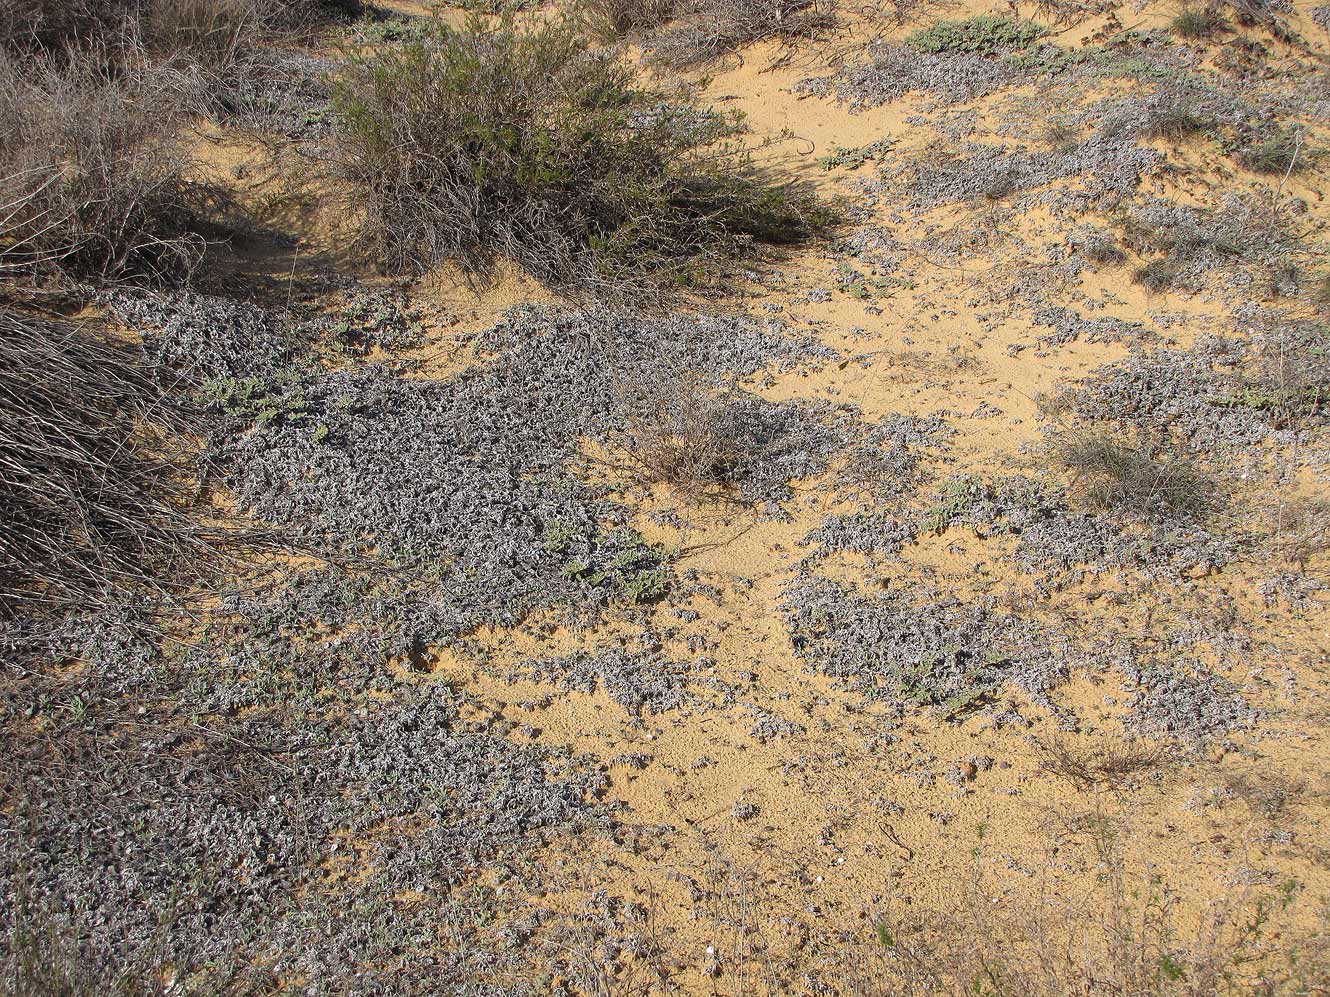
[610,367,751,496]
[1048,428,1215,519]
[0,309,223,619]
[1040,735,1164,791]
[0,50,212,285]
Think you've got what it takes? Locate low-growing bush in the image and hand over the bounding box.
[331,15,829,293]
[1049,428,1215,518]
[579,0,678,41]
[0,51,209,284]
[646,0,836,69]
[610,367,750,495]
[904,14,1046,55]
[0,309,220,618]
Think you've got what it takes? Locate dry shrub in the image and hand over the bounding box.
[0,0,137,55]
[0,309,221,619]
[1049,428,1215,519]
[1040,735,1164,791]
[0,0,358,58]
[610,368,751,495]
[0,51,210,285]
[578,0,679,41]
[646,0,837,69]
[331,15,829,293]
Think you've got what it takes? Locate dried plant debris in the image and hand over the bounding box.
[0,311,223,619]
[645,0,838,70]
[608,369,848,510]
[781,576,1067,716]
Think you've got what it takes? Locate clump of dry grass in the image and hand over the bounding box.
[0,309,222,619]
[610,368,751,496]
[1170,4,1227,38]
[1048,428,1215,519]
[578,0,679,41]
[1040,735,1164,790]
[646,0,837,69]
[0,49,211,285]
[331,15,829,293]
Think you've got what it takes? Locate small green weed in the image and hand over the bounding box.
[543,524,675,605]
[818,138,894,171]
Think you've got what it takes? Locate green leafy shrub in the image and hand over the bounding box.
[331,15,830,293]
[905,14,1046,56]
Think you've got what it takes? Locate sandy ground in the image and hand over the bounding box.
[181,2,1330,990]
